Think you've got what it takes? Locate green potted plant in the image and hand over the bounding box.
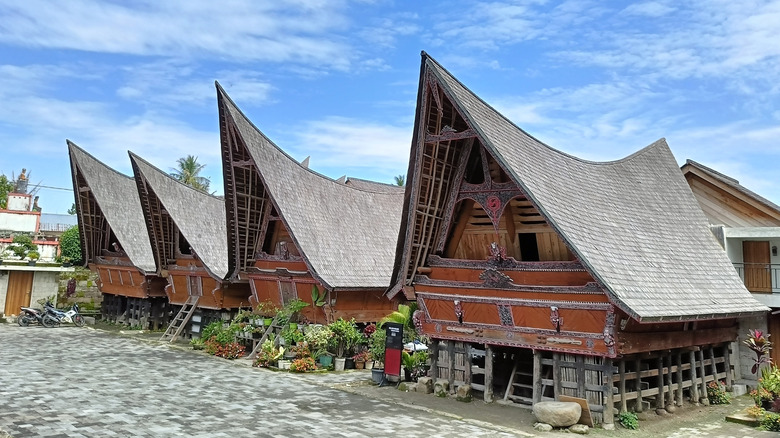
[369,327,387,383]
[328,318,362,371]
[27,250,40,266]
[304,324,333,368]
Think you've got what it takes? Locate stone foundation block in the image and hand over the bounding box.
[532,401,581,428]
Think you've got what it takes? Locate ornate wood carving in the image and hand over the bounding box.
[427,255,585,272]
[453,300,464,324]
[413,276,604,294]
[478,268,513,288]
[550,306,563,333]
[498,304,514,326]
[417,291,612,311]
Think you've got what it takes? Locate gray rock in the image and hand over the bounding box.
[532,401,581,427]
[397,382,411,392]
[602,423,615,430]
[655,408,668,416]
[417,377,433,394]
[569,424,589,434]
[456,384,472,402]
[665,403,676,413]
[534,423,553,432]
[434,379,449,397]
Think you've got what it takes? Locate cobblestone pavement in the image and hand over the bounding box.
[0,325,522,438]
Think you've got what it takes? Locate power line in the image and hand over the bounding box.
[33,184,73,192]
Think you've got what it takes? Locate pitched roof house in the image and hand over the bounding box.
[391,52,767,424]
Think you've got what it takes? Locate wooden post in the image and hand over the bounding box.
[430,340,439,380]
[689,350,699,404]
[484,344,494,403]
[448,341,456,393]
[576,355,586,399]
[656,356,665,411]
[603,359,615,426]
[635,357,643,412]
[465,343,473,385]
[532,349,542,403]
[698,349,708,403]
[723,343,733,389]
[666,354,674,410]
[553,353,561,400]
[619,360,627,413]
[675,352,684,407]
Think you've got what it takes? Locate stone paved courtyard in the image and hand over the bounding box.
[0,324,526,437]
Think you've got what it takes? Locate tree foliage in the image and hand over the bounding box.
[60,225,83,264]
[67,203,77,215]
[0,175,14,209]
[170,155,211,192]
[394,174,405,186]
[8,234,38,259]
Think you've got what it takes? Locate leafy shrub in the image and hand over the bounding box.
[328,318,362,357]
[201,321,224,341]
[213,342,245,359]
[618,411,639,430]
[706,380,731,405]
[290,357,316,372]
[761,412,780,431]
[59,225,82,265]
[253,339,283,367]
[190,338,205,350]
[289,344,311,359]
[8,234,37,259]
[304,325,333,359]
[369,327,387,364]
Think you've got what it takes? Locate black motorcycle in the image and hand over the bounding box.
[42,301,85,328]
[17,306,46,326]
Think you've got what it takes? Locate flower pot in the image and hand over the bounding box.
[345,358,355,369]
[278,360,291,370]
[289,323,298,330]
[318,355,333,368]
[365,361,374,370]
[371,368,385,384]
[27,260,37,266]
[355,360,365,370]
[264,318,273,326]
[334,357,346,372]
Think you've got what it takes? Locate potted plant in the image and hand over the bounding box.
[328,318,362,371]
[255,301,280,326]
[27,250,40,266]
[369,327,387,383]
[61,256,73,267]
[352,350,372,369]
[304,324,333,368]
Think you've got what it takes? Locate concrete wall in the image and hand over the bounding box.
[0,270,61,315]
[0,273,9,315]
[0,213,38,233]
[736,314,768,386]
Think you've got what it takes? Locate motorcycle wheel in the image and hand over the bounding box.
[73,314,85,327]
[18,315,30,327]
[42,314,59,328]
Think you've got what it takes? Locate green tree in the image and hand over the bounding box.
[170,155,210,192]
[59,225,82,264]
[8,234,38,259]
[0,175,14,209]
[394,174,405,186]
[67,203,77,215]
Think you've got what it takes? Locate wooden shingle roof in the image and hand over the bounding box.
[130,153,229,280]
[217,84,404,289]
[400,53,767,321]
[67,141,156,273]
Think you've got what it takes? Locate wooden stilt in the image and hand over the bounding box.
[619,360,627,413]
[675,352,684,406]
[448,341,455,393]
[689,350,699,404]
[723,343,733,389]
[576,355,586,399]
[698,349,708,404]
[484,344,494,402]
[656,357,665,411]
[464,343,473,385]
[603,359,615,426]
[430,341,439,380]
[666,354,674,410]
[532,349,542,403]
[635,357,643,412]
[553,353,561,400]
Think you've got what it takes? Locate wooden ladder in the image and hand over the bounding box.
[503,353,534,405]
[159,295,200,342]
[247,314,281,359]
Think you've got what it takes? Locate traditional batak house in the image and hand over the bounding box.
[217,83,404,324]
[682,160,780,372]
[68,141,167,327]
[130,153,252,339]
[388,53,767,425]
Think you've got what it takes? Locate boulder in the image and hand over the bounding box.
[533,423,553,432]
[456,384,472,402]
[434,379,449,397]
[532,401,582,428]
[417,377,434,394]
[569,424,589,434]
[397,382,412,392]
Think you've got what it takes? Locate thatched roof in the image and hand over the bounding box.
[344,177,405,194]
[392,53,767,321]
[217,84,404,289]
[130,153,229,280]
[67,141,156,273]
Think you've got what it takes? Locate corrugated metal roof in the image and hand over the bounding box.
[130,153,229,280]
[421,54,767,321]
[218,85,404,289]
[67,141,156,273]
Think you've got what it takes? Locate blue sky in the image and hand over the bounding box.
[1,0,779,214]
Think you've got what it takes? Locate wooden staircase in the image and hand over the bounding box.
[503,351,535,405]
[247,314,282,359]
[159,296,199,342]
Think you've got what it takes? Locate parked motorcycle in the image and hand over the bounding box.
[42,301,85,328]
[17,306,46,326]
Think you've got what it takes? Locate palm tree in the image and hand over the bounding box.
[170,155,210,192]
[394,174,405,186]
